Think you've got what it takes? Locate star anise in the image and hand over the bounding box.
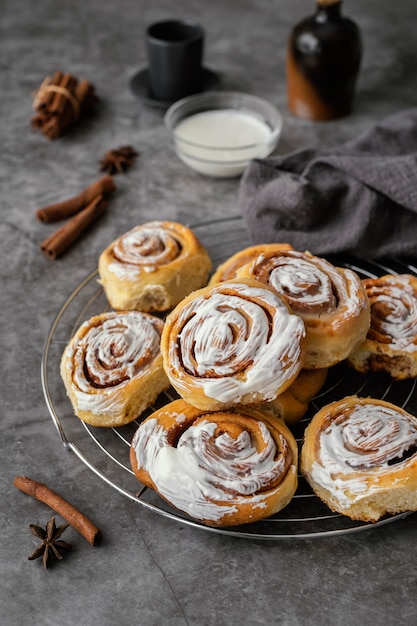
[28,516,73,569]
[99,145,139,174]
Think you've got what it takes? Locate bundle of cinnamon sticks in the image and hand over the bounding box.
[38,175,116,259]
[32,71,98,139]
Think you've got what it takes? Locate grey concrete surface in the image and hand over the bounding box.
[2,0,417,624]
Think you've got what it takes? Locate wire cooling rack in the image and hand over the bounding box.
[41,215,417,539]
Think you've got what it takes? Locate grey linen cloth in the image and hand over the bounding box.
[239,108,417,259]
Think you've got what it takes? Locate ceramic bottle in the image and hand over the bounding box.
[286,0,362,120]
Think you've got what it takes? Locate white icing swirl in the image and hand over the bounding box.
[132,413,294,522]
[250,250,365,324]
[167,282,306,403]
[311,399,417,507]
[109,221,182,277]
[365,274,417,352]
[65,311,163,414]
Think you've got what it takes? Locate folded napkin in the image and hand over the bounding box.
[239,108,417,259]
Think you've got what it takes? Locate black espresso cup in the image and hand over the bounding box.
[146,19,205,103]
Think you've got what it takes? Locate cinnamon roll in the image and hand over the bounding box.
[130,399,298,527]
[209,243,294,285]
[60,311,169,427]
[236,248,370,369]
[161,278,307,411]
[98,221,212,312]
[301,396,417,522]
[348,273,417,380]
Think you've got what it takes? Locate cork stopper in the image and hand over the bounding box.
[317,0,341,5]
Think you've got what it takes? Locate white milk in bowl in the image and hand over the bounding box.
[173,109,276,177]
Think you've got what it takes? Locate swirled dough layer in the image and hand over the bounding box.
[60,310,169,426]
[161,278,307,411]
[301,395,417,521]
[236,248,370,369]
[98,221,212,312]
[348,273,417,379]
[130,399,298,526]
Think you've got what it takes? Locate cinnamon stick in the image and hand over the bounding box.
[42,73,79,139]
[14,475,102,546]
[41,194,107,259]
[49,72,78,117]
[36,175,115,223]
[31,113,46,129]
[42,115,66,140]
[34,71,62,112]
[75,78,98,113]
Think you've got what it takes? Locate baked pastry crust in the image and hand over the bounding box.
[348,273,417,379]
[161,277,307,411]
[130,399,298,527]
[209,242,294,285]
[98,220,212,312]
[255,367,328,424]
[300,395,417,522]
[60,310,169,427]
[236,248,370,369]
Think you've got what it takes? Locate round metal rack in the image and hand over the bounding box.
[41,215,417,539]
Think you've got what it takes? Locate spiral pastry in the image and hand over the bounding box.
[60,311,169,427]
[236,248,370,369]
[301,396,417,522]
[348,273,417,380]
[130,399,298,527]
[209,243,294,285]
[161,278,307,411]
[98,221,211,312]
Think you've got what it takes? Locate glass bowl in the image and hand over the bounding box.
[164,91,283,178]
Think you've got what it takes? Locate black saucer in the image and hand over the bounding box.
[129,66,221,109]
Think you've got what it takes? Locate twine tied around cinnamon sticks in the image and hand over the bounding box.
[32,71,98,139]
[38,175,116,259]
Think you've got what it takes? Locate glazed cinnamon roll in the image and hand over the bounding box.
[348,274,417,379]
[98,221,212,312]
[130,399,298,527]
[209,243,294,285]
[60,311,169,427]
[236,248,370,369]
[301,396,417,522]
[161,278,307,411]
